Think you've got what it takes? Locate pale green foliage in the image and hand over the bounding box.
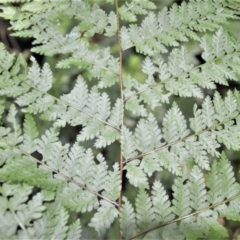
[0,0,240,239]
[89,200,118,236]
[120,197,137,238]
[0,183,81,239]
[119,0,156,22]
[120,0,239,55]
[121,153,238,239]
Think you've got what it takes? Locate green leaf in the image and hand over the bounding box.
[172,176,191,217]
[120,196,137,239]
[189,166,208,210]
[163,102,189,143]
[121,126,137,160]
[136,188,154,231]
[151,181,174,223]
[89,200,118,236]
[124,162,148,189]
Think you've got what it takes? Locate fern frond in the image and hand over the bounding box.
[136,188,155,231]
[6,104,23,146]
[124,161,148,189]
[121,1,239,55]
[125,96,148,117]
[201,28,235,61]
[0,49,28,97]
[1,0,240,238]
[0,1,119,88]
[130,153,240,240]
[0,48,120,145]
[189,166,208,210]
[66,219,82,240]
[217,153,240,199]
[0,183,44,239]
[125,29,240,107]
[126,90,240,173]
[140,154,162,177]
[151,181,174,223]
[92,153,109,192]
[156,150,182,175]
[0,111,118,220]
[56,184,99,212]
[94,126,120,148]
[89,200,118,236]
[20,114,38,153]
[74,148,97,187]
[0,156,60,191]
[105,11,118,37]
[31,202,81,239]
[135,118,152,153]
[163,102,190,143]
[120,196,137,239]
[102,163,121,200]
[1,131,119,237]
[1,105,118,204]
[34,128,60,162]
[206,161,224,204]
[0,182,80,239]
[27,57,52,92]
[94,99,122,148]
[172,176,191,217]
[121,126,137,160]
[57,47,119,88]
[119,0,156,22]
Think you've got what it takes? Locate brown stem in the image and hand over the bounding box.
[115,0,124,239]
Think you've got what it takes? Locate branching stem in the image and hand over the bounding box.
[25,82,121,132]
[124,114,239,164]
[130,192,240,239]
[1,138,119,208]
[124,50,239,102]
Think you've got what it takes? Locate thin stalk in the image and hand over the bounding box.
[115,0,124,239]
[24,82,121,132]
[124,114,239,164]
[124,50,239,103]
[1,138,119,208]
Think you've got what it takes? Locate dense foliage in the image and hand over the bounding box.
[1,0,240,239]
